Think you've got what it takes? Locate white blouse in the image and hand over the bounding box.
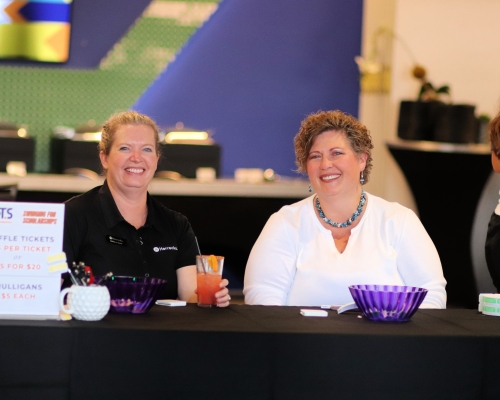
[243,193,447,308]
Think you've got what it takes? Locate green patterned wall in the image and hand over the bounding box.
[0,0,219,172]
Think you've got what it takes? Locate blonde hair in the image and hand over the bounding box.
[99,111,161,156]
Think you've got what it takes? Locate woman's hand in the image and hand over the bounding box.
[214,278,231,307]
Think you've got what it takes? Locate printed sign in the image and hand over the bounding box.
[0,201,65,318]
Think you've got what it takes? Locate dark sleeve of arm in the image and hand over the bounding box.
[485,212,500,292]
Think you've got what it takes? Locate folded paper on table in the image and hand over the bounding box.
[156,299,187,307]
[335,302,358,314]
[300,309,328,317]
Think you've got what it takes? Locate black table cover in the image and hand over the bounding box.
[1,305,499,400]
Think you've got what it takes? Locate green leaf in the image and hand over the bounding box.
[436,85,450,94]
[424,82,435,91]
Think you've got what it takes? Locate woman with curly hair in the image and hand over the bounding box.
[244,110,446,308]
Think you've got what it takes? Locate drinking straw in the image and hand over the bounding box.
[194,237,207,274]
[67,268,80,286]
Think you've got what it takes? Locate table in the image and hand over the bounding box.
[1,305,500,400]
[387,140,493,308]
[0,174,309,288]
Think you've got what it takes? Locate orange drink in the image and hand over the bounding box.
[196,255,224,307]
[197,273,222,306]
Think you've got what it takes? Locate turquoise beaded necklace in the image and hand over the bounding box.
[315,190,366,228]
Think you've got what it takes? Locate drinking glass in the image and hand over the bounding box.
[196,255,224,307]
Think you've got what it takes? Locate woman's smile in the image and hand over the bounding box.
[125,167,145,174]
[320,173,341,182]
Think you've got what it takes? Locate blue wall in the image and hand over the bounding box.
[134,0,363,178]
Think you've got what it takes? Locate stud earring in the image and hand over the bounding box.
[360,171,365,185]
[308,185,313,193]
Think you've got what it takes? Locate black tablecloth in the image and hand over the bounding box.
[1,305,499,400]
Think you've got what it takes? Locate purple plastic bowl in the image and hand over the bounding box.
[348,284,428,322]
[103,276,167,314]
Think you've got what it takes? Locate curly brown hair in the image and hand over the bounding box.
[294,110,374,183]
[99,111,161,156]
[489,110,500,158]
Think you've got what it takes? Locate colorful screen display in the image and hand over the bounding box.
[0,0,72,63]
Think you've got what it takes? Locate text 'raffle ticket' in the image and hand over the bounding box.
[0,202,65,318]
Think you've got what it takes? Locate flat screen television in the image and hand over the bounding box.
[0,0,72,63]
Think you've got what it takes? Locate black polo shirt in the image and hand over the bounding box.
[63,181,198,299]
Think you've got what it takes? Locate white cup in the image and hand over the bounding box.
[60,285,110,321]
[196,167,216,182]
